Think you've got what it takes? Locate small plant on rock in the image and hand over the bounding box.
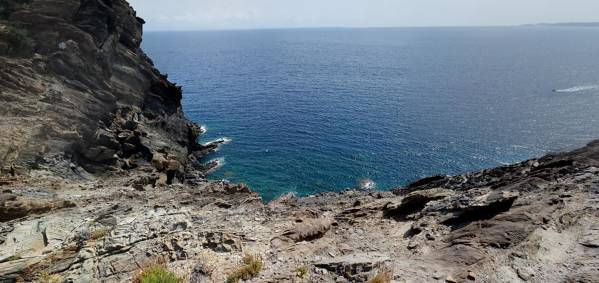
[133,265,182,283]
[90,227,108,240]
[368,265,393,283]
[295,265,309,279]
[38,272,62,283]
[197,250,219,275]
[225,253,263,283]
[0,24,33,56]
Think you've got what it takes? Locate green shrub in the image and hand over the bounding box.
[225,253,263,283]
[0,25,31,55]
[6,26,28,50]
[134,266,182,283]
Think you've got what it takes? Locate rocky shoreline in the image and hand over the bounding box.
[1,0,599,282]
[1,139,599,282]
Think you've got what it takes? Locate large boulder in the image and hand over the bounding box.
[271,217,332,248]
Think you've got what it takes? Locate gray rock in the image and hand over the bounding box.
[314,254,390,282]
[580,224,599,248]
[271,218,331,248]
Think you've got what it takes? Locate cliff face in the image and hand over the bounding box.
[0,0,210,180]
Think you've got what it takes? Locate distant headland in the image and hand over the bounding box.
[523,21,599,27]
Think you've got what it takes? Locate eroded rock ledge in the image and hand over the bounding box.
[0,141,598,282]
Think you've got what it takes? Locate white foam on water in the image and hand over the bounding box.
[205,157,225,174]
[202,137,232,147]
[358,178,377,190]
[553,84,599,93]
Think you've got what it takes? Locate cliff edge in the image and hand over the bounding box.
[0,0,218,183]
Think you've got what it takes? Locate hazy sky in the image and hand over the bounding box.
[127,0,599,31]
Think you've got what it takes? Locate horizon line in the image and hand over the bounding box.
[143,23,599,33]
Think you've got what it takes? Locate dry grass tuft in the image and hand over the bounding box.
[295,265,309,279]
[134,266,181,283]
[225,253,263,283]
[369,265,393,283]
[38,272,62,283]
[90,227,108,240]
[132,257,182,283]
[197,250,219,275]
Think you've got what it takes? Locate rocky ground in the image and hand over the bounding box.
[1,0,599,282]
[1,141,599,282]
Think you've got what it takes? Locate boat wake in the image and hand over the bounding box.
[553,84,599,93]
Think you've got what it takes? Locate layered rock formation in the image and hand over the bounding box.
[1,138,599,282]
[1,1,599,283]
[0,0,217,182]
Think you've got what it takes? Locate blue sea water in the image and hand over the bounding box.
[142,27,599,201]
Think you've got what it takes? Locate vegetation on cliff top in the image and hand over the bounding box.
[133,265,182,283]
[225,253,264,283]
[0,0,33,56]
[0,24,32,56]
[368,266,393,283]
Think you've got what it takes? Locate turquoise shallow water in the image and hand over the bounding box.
[142,27,599,201]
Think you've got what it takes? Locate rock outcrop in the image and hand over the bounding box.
[0,141,598,282]
[1,1,599,282]
[0,0,212,181]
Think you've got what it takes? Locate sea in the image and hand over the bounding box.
[142,26,599,201]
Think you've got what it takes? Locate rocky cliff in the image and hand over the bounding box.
[1,1,599,283]
[0,0,219,182]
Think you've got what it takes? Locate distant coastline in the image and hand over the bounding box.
[523,22,599,27]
